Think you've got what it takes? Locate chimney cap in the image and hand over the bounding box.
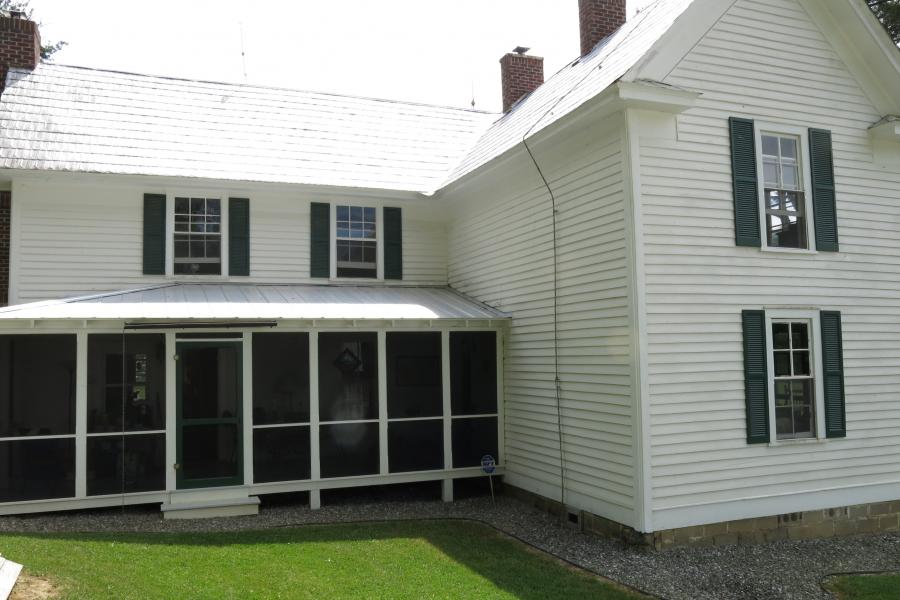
[512,46,531,55]
[0,9,27,19]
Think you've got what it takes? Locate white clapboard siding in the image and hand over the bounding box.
[639,0,900,529]
[11,179,447,303]
[446,118,637,526]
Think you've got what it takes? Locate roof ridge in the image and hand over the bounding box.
[29,63,498,116]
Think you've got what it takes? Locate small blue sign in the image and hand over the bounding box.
[481,454,496,474]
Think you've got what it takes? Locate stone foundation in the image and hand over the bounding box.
[503,483,900,550]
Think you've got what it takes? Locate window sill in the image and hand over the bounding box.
[328,277,384,284]
[759,246,818,255]
[767,436,826,446]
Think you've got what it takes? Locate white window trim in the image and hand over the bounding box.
[764,309,826,444]
[754,122,817,254]
[165,194,231,279]
[329,203,384,281]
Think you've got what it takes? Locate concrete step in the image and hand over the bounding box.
[0,555,23,600]
[161,496,260,520]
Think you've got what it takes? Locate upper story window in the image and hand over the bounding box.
[771,320,815,440]
[174,197,221,275]
[761,134,807,249]
[336,205,376,279]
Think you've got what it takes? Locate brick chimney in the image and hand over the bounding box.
[0,11,41,94]
[579,0,626,56]
[500,48,544,113]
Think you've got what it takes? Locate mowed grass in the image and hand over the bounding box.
[0,520,643,599]
[827,573,900,600]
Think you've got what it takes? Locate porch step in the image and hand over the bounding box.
[161,489,260,519]
[0,556,23,600]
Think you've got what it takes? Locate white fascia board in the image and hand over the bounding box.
[869,117,900,142]
[624,0,739,83]
[798,0,900,116]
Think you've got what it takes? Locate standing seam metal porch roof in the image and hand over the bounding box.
[0,283,509,321]
[0,0,696,193]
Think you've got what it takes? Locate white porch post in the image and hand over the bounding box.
[377,330,388,475]
[165,332,177,492]
[441,330,453,503]
[242,331,253,486]
[74,330,88,499]
[309,331,321,510]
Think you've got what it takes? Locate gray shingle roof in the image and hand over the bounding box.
[0,0,694,193]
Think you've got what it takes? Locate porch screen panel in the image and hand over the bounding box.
[252,332,311,483]
[386,332,444,473]
[85,334,166,497]
[0,335,76,502]
[318,332,379,478]
[450,332,499,468]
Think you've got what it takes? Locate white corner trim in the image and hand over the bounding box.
[869,117,900,142]
[615,81,700,114]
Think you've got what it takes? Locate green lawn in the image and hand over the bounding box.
[0,520,642,599]
[827,573,900,600]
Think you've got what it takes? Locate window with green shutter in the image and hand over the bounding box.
[310,202,330,278]
[229,198,250,276]
[383,207,402,280]
[809,129,839,252]
[142,193,166,275]
[820,311,846,438]
[742,310,770,444]
[730,117,761,247]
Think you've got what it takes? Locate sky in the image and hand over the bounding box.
[28,0,653,113]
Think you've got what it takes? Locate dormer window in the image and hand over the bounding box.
[174,197,222,275]
[336,205,377,278]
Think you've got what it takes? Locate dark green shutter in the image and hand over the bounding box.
[383,207,402,280]
[809,129,839,252]
[729,117,761,247]
[742,310,770,444]
[310,202,330,278]
[820,311,846,438]
[229,198,250,276]
[142,193,166,275]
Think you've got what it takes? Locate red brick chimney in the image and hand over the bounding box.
[579,0,626,56]
[0,11,41,94]
[500,48,544,113]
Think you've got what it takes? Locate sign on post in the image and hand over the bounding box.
[481,454,496,502]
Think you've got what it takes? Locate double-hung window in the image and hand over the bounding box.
[771,320,815,439]
[335,205,377,278]
[761,133,807,249]
[174,197,222,275]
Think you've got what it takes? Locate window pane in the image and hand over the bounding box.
[350,206,362,221]
[763,160,779,187]
[0,438,75,502]
[782,165,799,190]
[364,207,376,222]
[175,197,189,213]
[388,420,443,473]
[174,261,222,275]
[318,333,378,422]
[387,332,442,419]
[181,424,239,481]
[450,332,497,416]
[772,323,790,349]
[253,333,310,425]
[86,433,165,496]
[253,426,310,483]
[793,351,811,376]
[87,334,165,433]
[0,335,76,437]
[780,137,797,159]
[451,417,498,468]
[762,135,779,156]
[181,345,240,419]
[775,405,792,436]
[336,206,349,220]
[320,423,379,478]
[773,351,792,377]
[767,210,807,249]
[774,380,791,406]
[791,323,808,349]
[190,198,205,214]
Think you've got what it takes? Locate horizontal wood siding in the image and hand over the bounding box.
[446,120,636,526]
[640,0,900,529]
[11,181,447,303]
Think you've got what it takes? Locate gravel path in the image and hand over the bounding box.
[1,494,898,599]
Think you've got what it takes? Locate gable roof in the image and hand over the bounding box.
[0,0,896,194]
[0,63,495,193]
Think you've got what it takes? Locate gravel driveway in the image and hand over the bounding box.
[1,493,898,599]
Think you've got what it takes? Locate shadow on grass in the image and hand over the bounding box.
[0,520,644,599]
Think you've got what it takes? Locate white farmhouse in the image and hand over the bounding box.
[0,0,898,546]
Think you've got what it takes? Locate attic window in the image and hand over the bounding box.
[335,205,377,278]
